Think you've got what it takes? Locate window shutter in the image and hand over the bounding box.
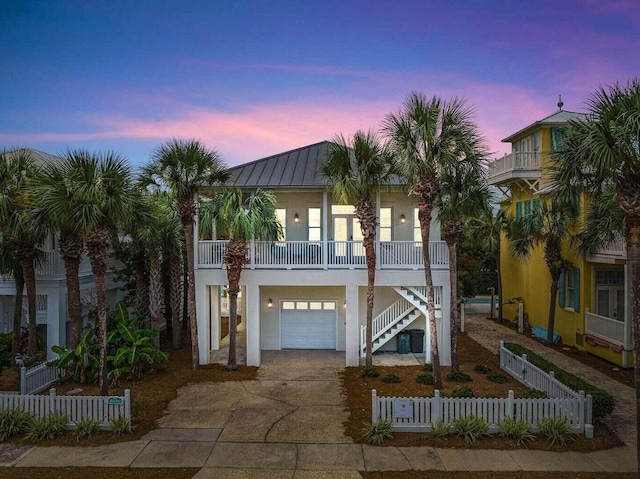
[533,198,541,211]
[516,202,522,218]
[524,200,531,216]
[558,270,565,308]
[573,267,580,312]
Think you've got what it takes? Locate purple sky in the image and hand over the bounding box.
[1,0,638,169]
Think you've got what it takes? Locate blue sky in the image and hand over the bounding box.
[1,0,638,168]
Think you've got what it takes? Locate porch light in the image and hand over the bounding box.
[294,213,299,223]
[400,214,406,224]
[343,300,347,309]
[267,298,273,308]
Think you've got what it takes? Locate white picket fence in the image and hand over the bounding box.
[20,361,65,395]
[372,340,593,434]
[0,388,131,431]
[498,341,585,401]
[372,389,590,433]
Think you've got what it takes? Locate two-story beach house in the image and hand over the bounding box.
[194,141,452,367]
[0,148,123,359]
[487,107,632,367]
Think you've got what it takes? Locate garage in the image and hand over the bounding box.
[281,300,337,349]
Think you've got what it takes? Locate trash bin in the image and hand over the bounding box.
[397,331,410,354]
[409,329,425,353]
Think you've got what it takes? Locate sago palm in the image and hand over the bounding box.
[551,78,640,468]
[384,92,487,388]
[141,139,229,370]
[319,131,393,368]
[202,188,282,371]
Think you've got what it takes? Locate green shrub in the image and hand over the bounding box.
[361,366,380,378]
[416,372,434,385]
[537,417,574,446]
[523,389,548,399]
[473,364,492,374]
[487,372,508,383]
[504,342,614,422]
[108,415,131,436]
[430,419,451,438]
[423,363,433,372]
[446,370,472,382]
[381,373,401,384]
[25,412,68,441]
[497,417,535,446]
[0,406,32,440]
[74,417,100,440]
[0,333,14,373]
[451,386,475,398]
[451,415,488,444]
[361,418,393,444]
[482,393,500,399]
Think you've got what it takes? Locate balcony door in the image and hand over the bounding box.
[596,286,625,321]
[332,211,364,262]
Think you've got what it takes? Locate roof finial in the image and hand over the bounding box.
[557,95,564,111]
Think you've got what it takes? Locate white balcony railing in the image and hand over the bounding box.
[487,151,541,178]
[197,240,449,270]
[585,308,627,348]
[34,251,93,277]
[597,237,627,258]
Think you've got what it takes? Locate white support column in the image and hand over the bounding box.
[195,275,210,364]
[345,284,359,366]
[246,283,261,366]
[46,292,61,360]
[439,281,452,367]
[210,286,220,351]
[375,192,381,270]
[322,191,328,269]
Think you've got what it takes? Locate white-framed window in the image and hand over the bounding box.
[379,207,391,241]
[308,207,321,241]
[565,269,575,309]
[413,208,421,243]
[276,208,286,240]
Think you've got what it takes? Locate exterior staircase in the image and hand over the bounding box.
[360,286,442,357]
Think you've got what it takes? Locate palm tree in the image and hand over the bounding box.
[161,199,185,349]
[64,150,143,395]
[466,208,510,322]
[437,163,489,370]
[551,79,640,469]
[141,139,229,371]
[507,196,578,344]
[0,235,24,355]
[319,131,393,368]
[202,188,281,371]
[383,93,487,388]
[0,149,45,357]
[31,159,86,349]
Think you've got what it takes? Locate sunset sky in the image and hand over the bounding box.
[1,0,638,168]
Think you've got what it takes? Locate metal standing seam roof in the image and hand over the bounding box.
[2,147,64,165]
[230,141,404,188]
[502,110,587,143]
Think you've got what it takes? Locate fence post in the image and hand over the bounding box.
[586,394,593,426]
[578,390,585,432]
[372,389,377,423]
[433,390,442,423]
[508,390,514,419]
[20,367,26,394]
[124,389,132,431]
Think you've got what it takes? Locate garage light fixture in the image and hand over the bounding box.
[267,298,273,308]
[343,300,347,309]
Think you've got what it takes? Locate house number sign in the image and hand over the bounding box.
[393,398,413,418]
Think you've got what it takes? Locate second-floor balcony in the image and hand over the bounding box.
[487,151,542,186]
[197,240,449,270]
[587,236,627,263]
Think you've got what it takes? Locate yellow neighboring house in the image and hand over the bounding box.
[487,105,632,368]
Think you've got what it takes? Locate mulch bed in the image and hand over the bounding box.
[342,332,625,451]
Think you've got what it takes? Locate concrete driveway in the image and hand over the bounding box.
[157,350,350,444]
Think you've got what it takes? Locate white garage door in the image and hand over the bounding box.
[281,300,336,349]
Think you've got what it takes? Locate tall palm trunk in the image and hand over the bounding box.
[225,240,246,372]
[12,268,24,355]
[544,240,562,344]
[181,210,199,371]
[356,198,377,369]
[18,255,38,358]
[443,224,459,370]
[132,247,149,323]
[169,255,183,349]
[86,228,110,396]
[495,244,503,322]
[59,233,84,349]
[417,197,442,389]
[149,254,163,349]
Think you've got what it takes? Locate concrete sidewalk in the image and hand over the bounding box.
[1,317,637,474]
